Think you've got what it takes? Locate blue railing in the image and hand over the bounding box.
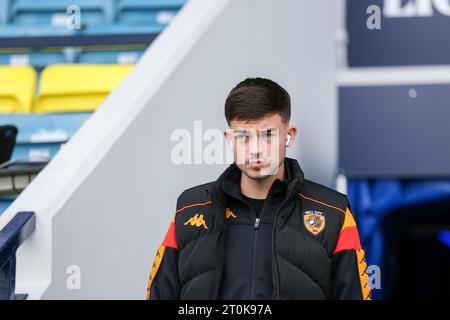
[0,211,35,300]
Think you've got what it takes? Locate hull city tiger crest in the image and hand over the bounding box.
[303,210,325,235]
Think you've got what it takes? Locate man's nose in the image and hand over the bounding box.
[248,136,262,156]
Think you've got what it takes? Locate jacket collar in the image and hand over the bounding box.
[206,157,305,201]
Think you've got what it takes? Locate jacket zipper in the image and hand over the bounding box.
[250,217,260,299]
[254,217,261,229]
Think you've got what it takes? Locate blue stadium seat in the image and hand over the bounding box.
[78,48,144,64]
[0,46,144,69]
[83,23,164,35]
[0,0,9,25]
[116,0,186,26]
[0,24,76,37]
[0,23,162,39]
[10,0,115,27]
[0,112,91,162]
[0,49,75,70]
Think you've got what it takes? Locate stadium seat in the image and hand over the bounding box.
[0,65,36,113]
[0,22,162,39]
[0,0,9,25]
[78,48,145,64]
[83,23,164,35]
[0,50,66,69]
[0,47,78,70]
[10,0,115,27]
[0,112,91,161]
[0,24,76,38]
[0,47,141,68]
[34,64,133,113]
[116,0,185,26]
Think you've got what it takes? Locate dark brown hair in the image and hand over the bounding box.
[224,77,291,125]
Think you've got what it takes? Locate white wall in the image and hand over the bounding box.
[0,0,338,299]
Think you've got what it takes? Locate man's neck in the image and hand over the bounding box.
[240,162,285,199]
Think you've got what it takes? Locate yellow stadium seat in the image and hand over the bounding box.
[0,66,36,113]
[34,64,133,113]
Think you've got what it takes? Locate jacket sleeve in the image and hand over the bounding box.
[330,201,372,300]
[146,216,180,300]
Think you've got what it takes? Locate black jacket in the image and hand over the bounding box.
[146,158,371,300]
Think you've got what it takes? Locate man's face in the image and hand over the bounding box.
[225,113,295,180]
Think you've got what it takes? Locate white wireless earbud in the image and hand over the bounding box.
[285,134,291,147]
[229,139,234,150]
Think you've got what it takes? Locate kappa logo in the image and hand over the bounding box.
[304,210,325,235]
[225,208,236,219]
[184,213,208,229]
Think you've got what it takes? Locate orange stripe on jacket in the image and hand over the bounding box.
[175,201,212,214]
[146,244,166,300]
[356,249,372,300]
[333,207,362,254]
[299,193,346,214]
[162,219,178,249]
[146,218,178,299]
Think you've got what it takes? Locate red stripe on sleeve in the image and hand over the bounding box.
[162,221,178,249]
[333,226,362,254]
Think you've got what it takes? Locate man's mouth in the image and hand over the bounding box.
[248,160,268,170]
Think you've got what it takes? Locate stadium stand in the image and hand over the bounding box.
[0,0,186,217]
[0,0,190,300]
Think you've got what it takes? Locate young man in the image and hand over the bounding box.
[146,78,371,300]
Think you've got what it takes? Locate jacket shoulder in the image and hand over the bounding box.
[301,179,349,215]
[174,181,215,249]
[175,181,215,212]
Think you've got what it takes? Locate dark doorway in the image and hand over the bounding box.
[382,198,450,299]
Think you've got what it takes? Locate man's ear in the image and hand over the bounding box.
[224,129,233,149]
[286,126,298,146]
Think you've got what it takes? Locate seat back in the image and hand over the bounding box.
[0,66,36,113]
[34,64,133,113]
